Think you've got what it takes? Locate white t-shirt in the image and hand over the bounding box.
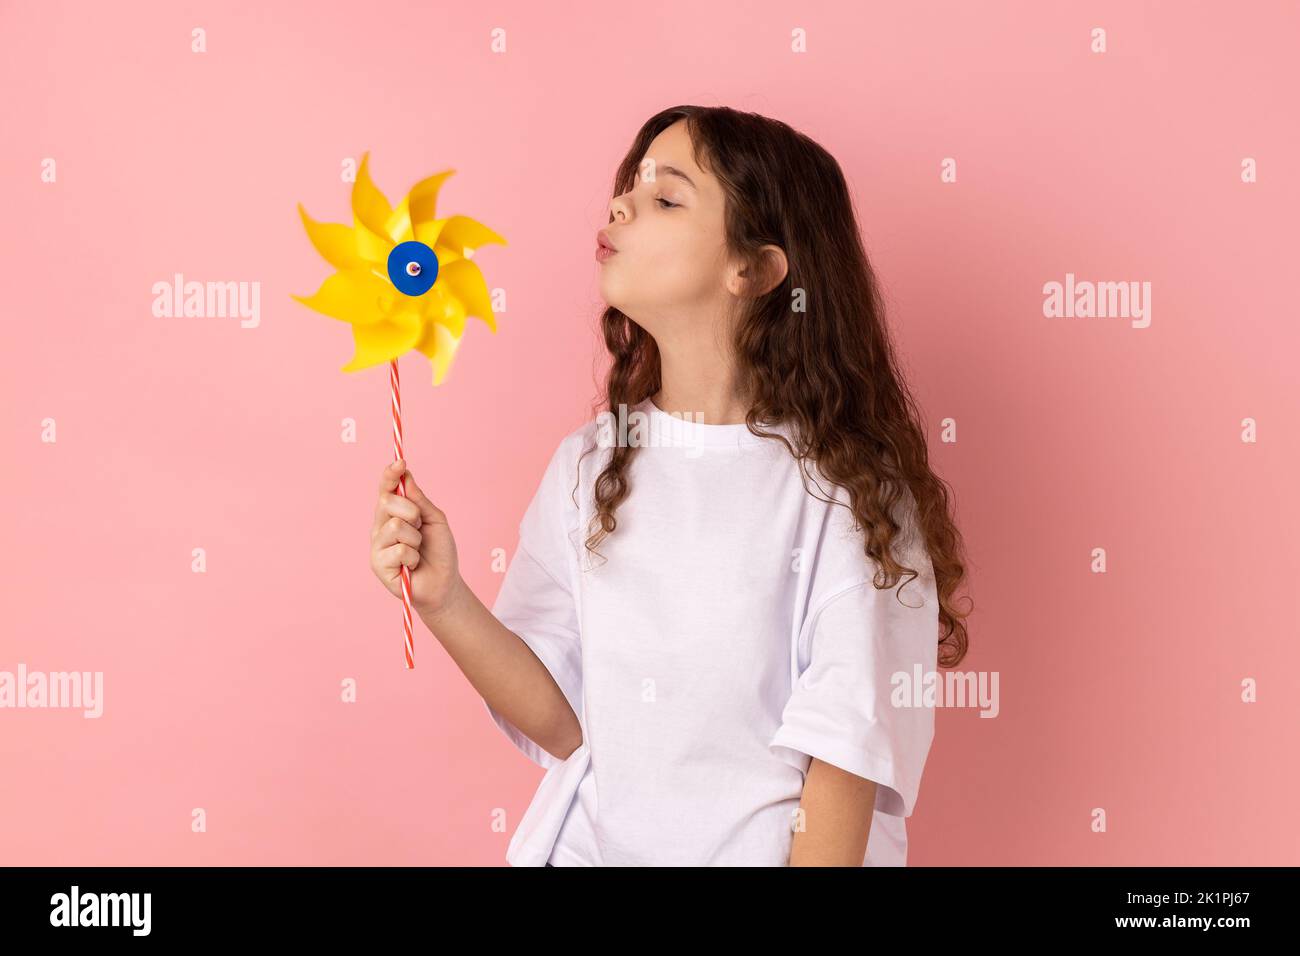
[483,398,939,866]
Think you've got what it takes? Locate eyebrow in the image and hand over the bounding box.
[639,162,698,191]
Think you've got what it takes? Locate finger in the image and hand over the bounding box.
[373,515,421,552]
[373,460,409,532]
[403,471,446,524]
[378,458,406,493]
[375,488,422,528]
[377,541,420,572]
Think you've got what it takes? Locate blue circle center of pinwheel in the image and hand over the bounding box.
[387,241,439,296]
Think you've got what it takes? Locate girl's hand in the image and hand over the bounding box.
[369,460,462,617]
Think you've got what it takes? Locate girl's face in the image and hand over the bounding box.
[598,120,739,337]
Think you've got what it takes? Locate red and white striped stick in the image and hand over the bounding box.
[390,357,416,670]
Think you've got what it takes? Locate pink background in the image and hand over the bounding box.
[2,0,1297,865]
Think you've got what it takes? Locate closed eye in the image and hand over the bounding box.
[655,196,679,209]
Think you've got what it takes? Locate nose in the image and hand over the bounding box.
[609,191,632,223]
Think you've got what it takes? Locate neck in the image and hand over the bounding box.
[651,349,750,426]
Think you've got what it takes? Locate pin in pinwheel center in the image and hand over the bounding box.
[388,240,440,296]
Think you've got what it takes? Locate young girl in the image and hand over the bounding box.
[368,105,971,867]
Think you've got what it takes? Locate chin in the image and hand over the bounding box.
[598,275,631,314]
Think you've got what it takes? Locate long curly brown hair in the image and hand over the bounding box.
[576,105,972,668]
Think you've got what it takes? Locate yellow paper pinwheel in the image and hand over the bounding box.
[292,152,506,384]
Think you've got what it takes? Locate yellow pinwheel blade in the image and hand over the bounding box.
[414,319,463,386]
[291,269,395,324]
[414,218,451,257]
[407,169,456,226]
[437,215,508,258]
[437,258,498,333]
[385,194,415,245]
[340,309,423,372]
[386,170,456,243]
[417,284,466,338]
[297,205,366,271]
[351,152,394,240]
[352,213,396,264]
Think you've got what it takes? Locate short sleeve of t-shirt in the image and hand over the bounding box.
[482,431,585,770]
[768,554,939,819]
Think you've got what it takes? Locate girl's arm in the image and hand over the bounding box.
[789,758,877,866]
[421,576,584,763]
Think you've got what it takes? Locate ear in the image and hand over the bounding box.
[731,244,788,298]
